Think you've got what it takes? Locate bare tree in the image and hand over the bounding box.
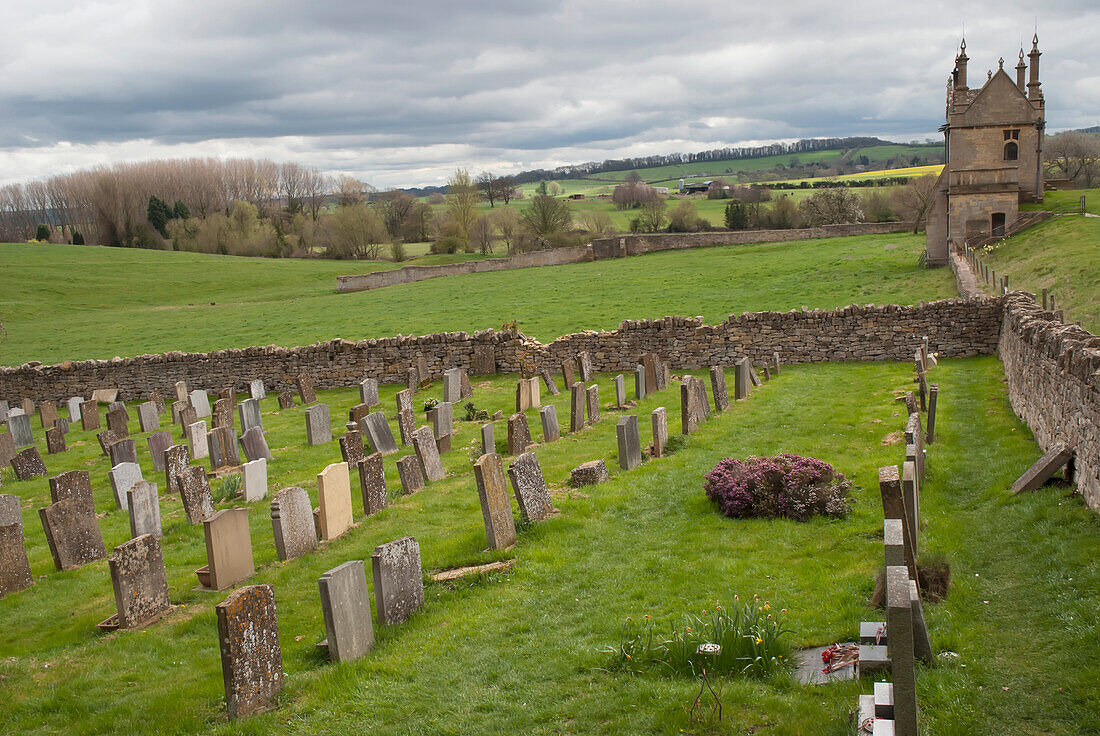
[521,194,571,240]
[446,168,479,246]
[377,191,416,238]
[477,171,498,207]
[302,167,330,220]
[497,175,517,204]
[470,214,495,253]
[1045,132,1100,188]
[890,175,939,233]
[279,162,307,214]
[334,175,365,207]
[799,187,865,227]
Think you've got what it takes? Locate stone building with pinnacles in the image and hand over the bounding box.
[925,35,1045,265]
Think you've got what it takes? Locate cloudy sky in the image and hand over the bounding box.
[0,1,1096,189]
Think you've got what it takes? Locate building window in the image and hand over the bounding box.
[1003,129,1020,140]
[1004,141,1019,161]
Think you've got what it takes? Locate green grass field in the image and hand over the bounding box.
[0,232,950,366]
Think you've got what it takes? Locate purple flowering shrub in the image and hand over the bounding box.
[704,454,852,521]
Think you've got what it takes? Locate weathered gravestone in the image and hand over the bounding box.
[734,358,752,400]
[926,384,938,444]
[96,429,118,457]
[238,398,262,433]
[318,560,375,663]
[0,433,14,468]
[339,426,365,468]
[1010,442,1075,495]
[442,369,462,404]
[412,426,445,482]
[539,404,560,443]
[349,402,371,425]
[613,374,627,408]
[208,426,241,470]
[317,462,353,541]
[80,399,100,431]
[885,566,919,736]
[585,384,600,425]
[107,407,129,438]
[19,398,34,415]
[187,420,209,460]
[67,397,84,423]
[164,445,190,498]
[561,357,577,388]
[178,465,216,524]
[0,495,33,596]
[39,497,105,570]
[297,374,317,405]
[616,415,642,470]
[507,412,532,455]
[198,508,254,591]
[55,417,70,436]
[173,381,188,403]
[569,382,585,433]
[106,534,171,629]
[137,401,160,433]
[634,365,646,401]
[48,470,93,510]
[305,404,331,446]
[709,366,729,412]
[150,390,166,415]
[358,453,388,515]
[249,379,266,401]
[578,351,594,382]
[270,486,317,561]
[480,423,495,455]
[189,390,211,419]
[358,377,379,407]
[651,407,668,458]
[879,465,918,582]
[397,408,415,446]
[7,412,33,448]
[680,379,703,435]
[109,438,138,467]
[396,455,425,494]
[108,463,142,510]
[507,452,553,522]
[216,584,283,720]
[540,368,560,396]
[372,536,424,625]
[570,459,609,487]
[472,343,496,375]
[361,411,399,455]
[416,355,430,387]
[39,401,58,430]
[212,398,233,430]
[428,401,453,440]
[240,426,273,463]
[0,400,8,422]
[695,375,711,419]
[396,388,414,415]
[243,458,268,502]
[772,351,781,376]
[405,366,419,394]
[148,430,172,472]
[642,353,661,394]
[170,400,187,425]
[902,460,920,558]
[45,426,66,454]
[474,453,517,550]
[128,481,162,539]
[515,378,532,413]
[277,391,295,410]
[11,447,48,480]
[178,405,198,434]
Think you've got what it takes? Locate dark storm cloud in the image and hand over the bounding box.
[0,0,1096,186]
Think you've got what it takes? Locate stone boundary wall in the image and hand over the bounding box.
[0,298,1002,404]
[950,251,984,299]
[336,222,910,294]
[999,293,1100,511]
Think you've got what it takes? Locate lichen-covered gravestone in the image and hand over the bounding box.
[177,465,215,524]
[473,453,517,550]
[127,481,162,539]
[397,409,415,446]
[570,382,585,433]
[39,498,105,570]
[0,495,33,596]
[585,384,600,425]
[540,368,560,396]
[296,374,317,405]
[216,584,283,720]
[80,399,100,431]
[507,412,532,455]
[578,351,594,382]
[249,379,266,401]
[396,455,425,494]
[570,460,609,487]
[106,407,129,438]
[616,415,642,470]
[709,366,729,412]
[371,537,424,625]
[11,447,48,480]
[277,391,294,410]
[45,426,66,454]
[735,358,752,400]
[316,462,353,541]
[318,560,374,663]
[107,534,171,629]
[270,487,317,561]
[539,405,560,443]
[305,404,331,446]
[49,470,94,509]
[164,445,190,499]
[358,453,388,515]
[507,452,553,522]
[147,430,173,472]
[212,398,233,430]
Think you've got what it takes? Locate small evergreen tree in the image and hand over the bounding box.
[172,200,191,220]
[71,231,85,245]
[35,223,51,241]
[146,195,173,237]
[724,199,748,230]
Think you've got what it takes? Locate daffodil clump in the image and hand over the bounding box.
[603,595,791,678]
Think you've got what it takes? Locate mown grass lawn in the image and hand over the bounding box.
[0,231,951,366]
[0,356,1096,735]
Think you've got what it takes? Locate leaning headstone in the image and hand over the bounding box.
[95,429,118,456]
[243,458,268,502]
[107,534,171,629]
[570,382,585,433]
[67,396,84,423]
[178,465,216,524]
[316,462,353,541]
[49,470,93,510]
[879,466,917,581]
[198,508,254,591]
[277,391,294,410]
[396,455,425,494]
[19,398,34,415]
[39,498,105,570]
[109,438,138,467]
[442,369,462,404]
[616,415,642,470]
[0,495,33,596]
[371,537,424,625]
[249,379,266,401]
[238,398,262,433]
[349,402,371,425]
[361,411,399,455]
[474,453,517,550]
[319,560,374,662]
[460,369,473,399]
[358,453,388,515]
[540,368,560,396]
[305,404,332,446]
[585,384,600,425]
[1010,442,1075,495]
[212,398,233,430]
[80,399,100,431]
[412,426,445,482]
[709,366,729,412]
[128,481,162,539]
[561,357,577,388]
[238,427,271,463]
[164,445,190,496]
[507,452,553,522]
[734,358,752,400]
[296,374,316,405]
[396,388,414,415]
[339,427,365,468]
[886,566,918,736]
[578,351,594,382]
[428,401,453,440]
[11,446,48,479]
[7,412,33,448]
[0,432,13,469]
[651,407,668,457]
[177,405,198,434]
[137,401,160,433]
[926,384,938,444]
[539,405,560,443]
[170,400,187,424]
[39,401,58,430]
[642,353,660,394]
[507,412,532,455]
[901,461,920,557]
[209,426,241,471]
[215,584,282,720]
[187,420,209,460]
[108,463,143,510]
[45,426,66,454]
[189,390,211,419]
[397,408,416,446]
[270,487,317,561]
[614,374,626,408]
[481,423,496,455]
[148,430,172,472]
[694,375,711,419]
[634,365,646,401]
[570,459,609,487]
[772,351,781,376]
[358,377,379,407]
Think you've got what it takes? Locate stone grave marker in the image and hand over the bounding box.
[317,462,353,541]
[412,426,445,482]
[734,358,752,400]
[297,374,317,405]
[397,408,415,446]
[45,426,66,454]
[709,366,729,412]
[773,351,781,376]
[0,433,14,468]
[481,422,495,455]
[614,374,626,408]
[396,388,414,414]
[578,351,594,382]
[349,402,371,425]
[238,398,262,433]
[507,452,553,522]
[569,382,585,433]
[243,458,268,502]
[515,378,532,413]
[507,412,532,455]
[128,481,162,539]
[137,401,160,432]
[178,465,216,524]
[460,369,473,399]
[249,379,266,401]
[901,460,920,557]
[178,404,198,433]
[19,398,34,415]
[39,497,105,570]
[215,584,282,720]
[240,426,273,463]
[174,381,188,403]
[208,426,240,470]
[616,415,642,470]
[80,399,100,431]
[1010,442,1075,494]
[926,384,938,444]
[358,377,379,407]
[212,398,233,429]
[358,453,388,515]
[0,400,8,421]
[539,405,560,443]
[187,420,210,460]
[642,353,660,394]
[473,343,495,375]
[270,486,317,561]
[148,430,172,472]
[540,368,560,396]
[396,455,425,494]
[109,438,138,467]
[371,536,424,625]
[106,534,171,629]
[528,377,541,409]
[198,508,254,591]
[305,404,331,446]
[405,366,419,393]
[339,427,365,468]
[361,411,399,455]
[680,380,702,434]
[634,365,646,401]
[416,355,430,386]
[442,369,462,404]
[277,391,294,410]
[319,560,374,662]
[879,466,917,581]
[96,429,118,457]
[164,445,190,496]
[39,401,58,430]
[748,364,762,387]
[11,447,48,480]
[651,407,667,457]
[428,401,453,440]
[0,495,33,596]
[55,417,70,435]
[585,384,600,425]
[170,400,186,424]
[49,470,93,509]
[695,375,711,419]
[474,453,517,550]
[108,463,142,510]
[561,357,577,388]
[150,390,166,415]
[570,459,609,487]
[885,566,918,735]
[190,390,211,419]
[8,412,33,448]
[67,397,84,423]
